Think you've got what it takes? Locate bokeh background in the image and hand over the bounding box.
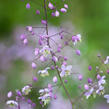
[0,0,109,109]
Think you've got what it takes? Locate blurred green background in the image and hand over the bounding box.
[0,0,109,109]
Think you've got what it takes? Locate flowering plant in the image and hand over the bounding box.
[6,0,109,109]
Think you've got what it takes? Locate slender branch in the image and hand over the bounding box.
[43,0,74,107]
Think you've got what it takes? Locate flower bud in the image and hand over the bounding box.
[26,3,30,9]
[53,76,57,83]
[32,62,37,69]
[84,84,89,90]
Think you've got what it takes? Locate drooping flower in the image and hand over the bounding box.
[32,62,37,69]
[40,46,51,57]
[41,20,47,25]
[104,94,109,103]
[60,8,67,13]
[53,76,58,83]
[55,10,60,17]
[52,56,58,62]
[37,67,50,77]
[20,34,26,41]
[6,100,18,107]
[22,85,31,95]
[64,4,68,9]
[38,88,52,106]
[75,49,81,56]
[96,85,104,95]
[98,75,106,86]
[60,64,72,77]
[78,74,83,81]
[84,88,94,99]
[72,34,81,45]
[104,56,109,64]
[26,3,30,9]
[26,26,32,32]
[34,48,39,56]
[48,2,54,10]
[36,10,40,15]
[7,91,13,98]
[23,38,28,45]
[88,65,92,71]
[84,84,89,90]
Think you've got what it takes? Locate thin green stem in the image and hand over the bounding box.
[43,0,74,108]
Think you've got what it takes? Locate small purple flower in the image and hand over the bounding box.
[53,76,57,83]
[97,74,101,80]
[64,56,68,61]
[55,10,60,17]
[7,91,13,98]
[51,65,55,70]
[51,12,55,16]
[27,99,32,104]
[107,70,109,74]
[16,90,22,97]
[54,94,57,99]
[52,56,58,62]
[26,3,30,9]
[20,34,26,41]
[78,74,83,81]
[32,62,37,69]
[48,2,54,10]
[64,4,68,9]
[64,80,68,83]
[60,8,67,13]
[88,65,92,71]
[41,20,47,25]
[33,77,38,82]
[26,26,32,32]
[75,50,81,56]
[84,84,89,90]
[23,38,28,45]
[36,10,40,15]
[34,48,39,56]
[32,103,36,107]
[40,56,46,62]
[104,94,109,103]
[88,78,92,83]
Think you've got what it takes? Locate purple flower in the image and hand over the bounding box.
[84,84,89,90]
[7,91,13,98]
[55,10,60,17]
[64,4,68,9]
[41,20,47,25]
[36,10,40,14]
[60,8,67,13]
[52,56,58,62]
[26,3,30,9]
[84,88,94,99]
[88,78,92,83]
[53,76,58,83]
[33,77,38,82]
[48,2,54,10]
[23,38,28,45]
[20,34,26,41]
[88,65,92,71]
[16,90,22,97]
[104,95,109,103]
[78,74,83,81]
[32,62,37,69]
[75,50,81,56]
[26,26,32,32]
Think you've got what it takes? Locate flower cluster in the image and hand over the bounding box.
[84,75,106,99]
[38,86,53,106]
[6,0,109,109]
